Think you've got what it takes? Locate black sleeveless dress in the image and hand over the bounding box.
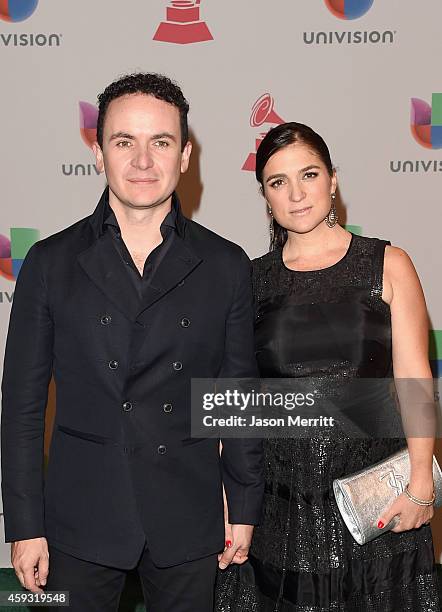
[215,234,440,612]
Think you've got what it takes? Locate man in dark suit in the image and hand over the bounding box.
[1,73,263,611]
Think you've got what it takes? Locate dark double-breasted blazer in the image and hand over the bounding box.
[1,190,264,568]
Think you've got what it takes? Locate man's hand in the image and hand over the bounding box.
[218,524,254,570]
[12,538,49,593]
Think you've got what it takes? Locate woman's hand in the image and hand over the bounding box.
[218,484,252,568]
[377,481,434,533]
[218,525,254,569]
[222,486,233,551]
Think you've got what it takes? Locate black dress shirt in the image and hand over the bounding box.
[102,193,178,301]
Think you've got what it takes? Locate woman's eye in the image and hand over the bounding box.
[269,179,284,189]
[303,171,318,179]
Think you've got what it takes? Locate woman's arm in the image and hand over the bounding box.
[378,245,435,531]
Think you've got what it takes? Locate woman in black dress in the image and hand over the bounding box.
[216,123,440,611]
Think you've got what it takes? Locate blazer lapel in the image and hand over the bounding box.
[136,235,202,324]
[77,233,140,322]
[77,188,201,324]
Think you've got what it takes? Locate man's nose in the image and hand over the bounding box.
[132,148,154,170]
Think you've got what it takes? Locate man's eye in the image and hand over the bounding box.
[116,141,131,148]
[154,140,169,148]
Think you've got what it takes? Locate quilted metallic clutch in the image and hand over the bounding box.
[333,449,442,545]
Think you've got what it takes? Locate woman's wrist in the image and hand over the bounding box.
[407,476,434,501]
[404,485,435,506]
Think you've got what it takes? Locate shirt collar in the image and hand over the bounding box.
[103,190,178,235]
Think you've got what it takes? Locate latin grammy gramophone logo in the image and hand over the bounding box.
[153,0,213,45]
[242,94,284,172]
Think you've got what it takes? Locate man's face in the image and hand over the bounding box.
[93,93,191,211]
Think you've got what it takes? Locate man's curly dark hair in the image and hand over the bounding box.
[96,73,189,151]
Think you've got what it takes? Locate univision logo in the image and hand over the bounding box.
[324,0,374,20]
[0,0,62,47]
[390,94,442,173]
[0,0,38,22]
[0,32,61,46]
[430,330,442,378]
[0,228,39,281]
[304,0,394,45]
[411,94,442,150]
[303,30,394,45]
[344,225,362,235]
[79,101,98,149]
[61,101,100,177]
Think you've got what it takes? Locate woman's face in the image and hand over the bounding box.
[262,143,337,235]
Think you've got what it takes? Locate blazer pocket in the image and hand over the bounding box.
[57,425,111,445]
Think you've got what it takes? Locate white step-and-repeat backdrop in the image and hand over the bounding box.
[1,0,441,565]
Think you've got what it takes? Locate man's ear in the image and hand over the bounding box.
[92,142,105,174]
[180,141,192,174]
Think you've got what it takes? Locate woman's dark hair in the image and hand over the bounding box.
[96,72,189,151]
[255,122,334,250]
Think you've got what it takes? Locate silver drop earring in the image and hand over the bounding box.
[325,193,338,228]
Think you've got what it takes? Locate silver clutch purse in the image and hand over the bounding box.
[333,449,442,545]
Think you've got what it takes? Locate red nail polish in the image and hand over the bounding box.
[377,521,384,529]
[225,539,232,548]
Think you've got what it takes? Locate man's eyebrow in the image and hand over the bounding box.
[109,132,134,141]
[151,132,177,142]
[108,132,177,142]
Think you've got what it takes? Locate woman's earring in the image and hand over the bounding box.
[268,206,275,247]
[325,193,338,228]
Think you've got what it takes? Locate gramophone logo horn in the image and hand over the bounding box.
[153,0,213,45]
[242,94,285,172]
[250,94,284,128]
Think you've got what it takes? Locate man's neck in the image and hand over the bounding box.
[109,195,172,243]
